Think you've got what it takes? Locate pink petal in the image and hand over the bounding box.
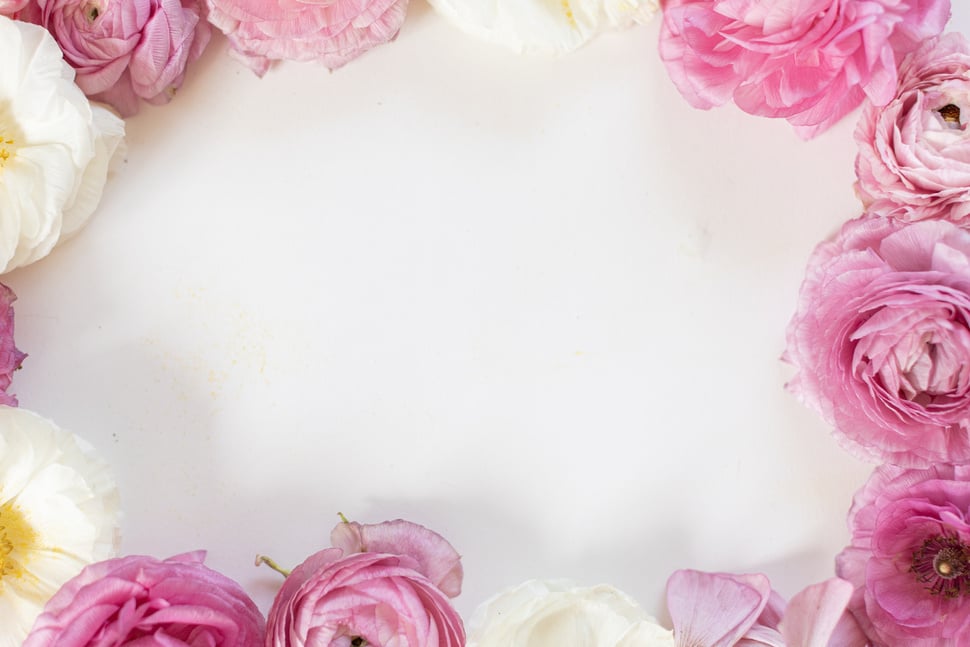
[667,569,772,647]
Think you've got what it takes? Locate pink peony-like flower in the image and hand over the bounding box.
[666,570,865,646]
[266,518,465,646]
[22,552,265,646]
[0,283,25,407]
[206,0,408,77]
[29,0,210,116]
[836,464,970,646]
[856,33,970,223]
[0,0,28,17]
[658,0,951,139]
[786,216,970,467]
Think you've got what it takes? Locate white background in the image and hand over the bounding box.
[8,2,970,623]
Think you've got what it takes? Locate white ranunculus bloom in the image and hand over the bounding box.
[427,0,658,56]
[468,580,675,647]
[0,16,125,274]
[0,406,120,646]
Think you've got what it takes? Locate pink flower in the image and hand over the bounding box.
[785,216,970,467]
[0,283,25,407]
[837,465,970,646]
[856,33,970,223]
[658,0,951,139]
[22,552,265,646]
[266,518,465,646]
[666,570,865,646]
[205,0,408,77]
[29,0,210,116]
[0,0,28,17]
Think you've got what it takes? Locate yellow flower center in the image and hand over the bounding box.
[558,0,578,28]
[0,136,14,170]
[0,103,23,173]
[0,500,38,587]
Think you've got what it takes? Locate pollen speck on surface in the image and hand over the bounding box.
[0,499,38,587]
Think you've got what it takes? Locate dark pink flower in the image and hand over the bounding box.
[666,570,865,646]
[205,0,408,77]
[30,0,210,116]
[266,518,465,646]
[785,216,970,466]
[659,0,951,139]
[837,465,970,645]
[22,552,265,646]
[856,33,970,223]
[0,282,25,407]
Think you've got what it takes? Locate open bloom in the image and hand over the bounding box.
[206,0,408,76]
[837,465,970,645]
[659,0,951,138]
[0,16,125,274]
[0,407,119,647]
[785,216,970,466]
[23,552,265,646]
[266,517,465,646]
[0,283,25,406]
[426,0,658,56]
[856,33,970,223]
[29,0,210,116]
[467,580,674,646]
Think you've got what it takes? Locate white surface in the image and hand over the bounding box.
[7,2,970,620]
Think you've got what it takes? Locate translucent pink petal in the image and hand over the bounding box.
[667,569,772,647]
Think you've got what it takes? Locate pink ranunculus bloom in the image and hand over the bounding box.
[856,33,970,223]
[22,552,265,646]
[0,283,25,407]
[205,0,409,77]
[658,0,952,139]
[785,216,970,467]
[29,0,210,116]
[837,464,970,645]
[266,518,465,646]
[0,0,28,17]
[666,570,865,646]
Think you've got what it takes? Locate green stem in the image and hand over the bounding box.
[255,555,291,577]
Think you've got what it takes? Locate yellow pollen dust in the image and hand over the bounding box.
[0,137,13,169]
[0,500,38,586]
[560,0,578,28]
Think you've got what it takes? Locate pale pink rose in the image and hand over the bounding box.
[30,0,210,116]
[837,465,970,646]
[659,0,951,139]
[666,570,865,646]
[23,552,265,646]
[856,33,970,223]
[0,0,28,17]
[0,283,25,407]
[205,0,409,76]
[266,518,464,646]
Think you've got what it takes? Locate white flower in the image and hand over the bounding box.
[0,406,119,646]
[468,579,675,647]
[0,16,125,274]
[427,0,658,56]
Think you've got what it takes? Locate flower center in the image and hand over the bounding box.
[939,104,964,130]
[81,1,103,21]
[351,639,366,647]
[0,500,38,587]
[0,104,23,173]
[0,135,14,170]
[911,533,970,597]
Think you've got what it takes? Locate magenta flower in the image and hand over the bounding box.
[856,33,970,223]
[786,216,970,467]
[666,570,864,646]
[29,0,210,116]
[837,465,970,645]
[265,518,465,646]
[205,0,408,77]
[22,552,265,646]
[0,283,25,407]
[658,0,951,139]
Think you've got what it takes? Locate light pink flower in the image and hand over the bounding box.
[0,283,25,407]
[658,0,951,139]
[666,570,865,646]
[22,552,265,646]
[837,465,970,646]
[0,0,28,17]
[785,216,970,467]
[856,33,970,223]
[29,0,210,116]
[205,0,408,77]
[266,518,465,646]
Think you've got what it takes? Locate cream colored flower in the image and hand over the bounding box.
[468,580,675,647]
[0,15,125,274]
[0,406,119,646]
[427,0,658,56]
